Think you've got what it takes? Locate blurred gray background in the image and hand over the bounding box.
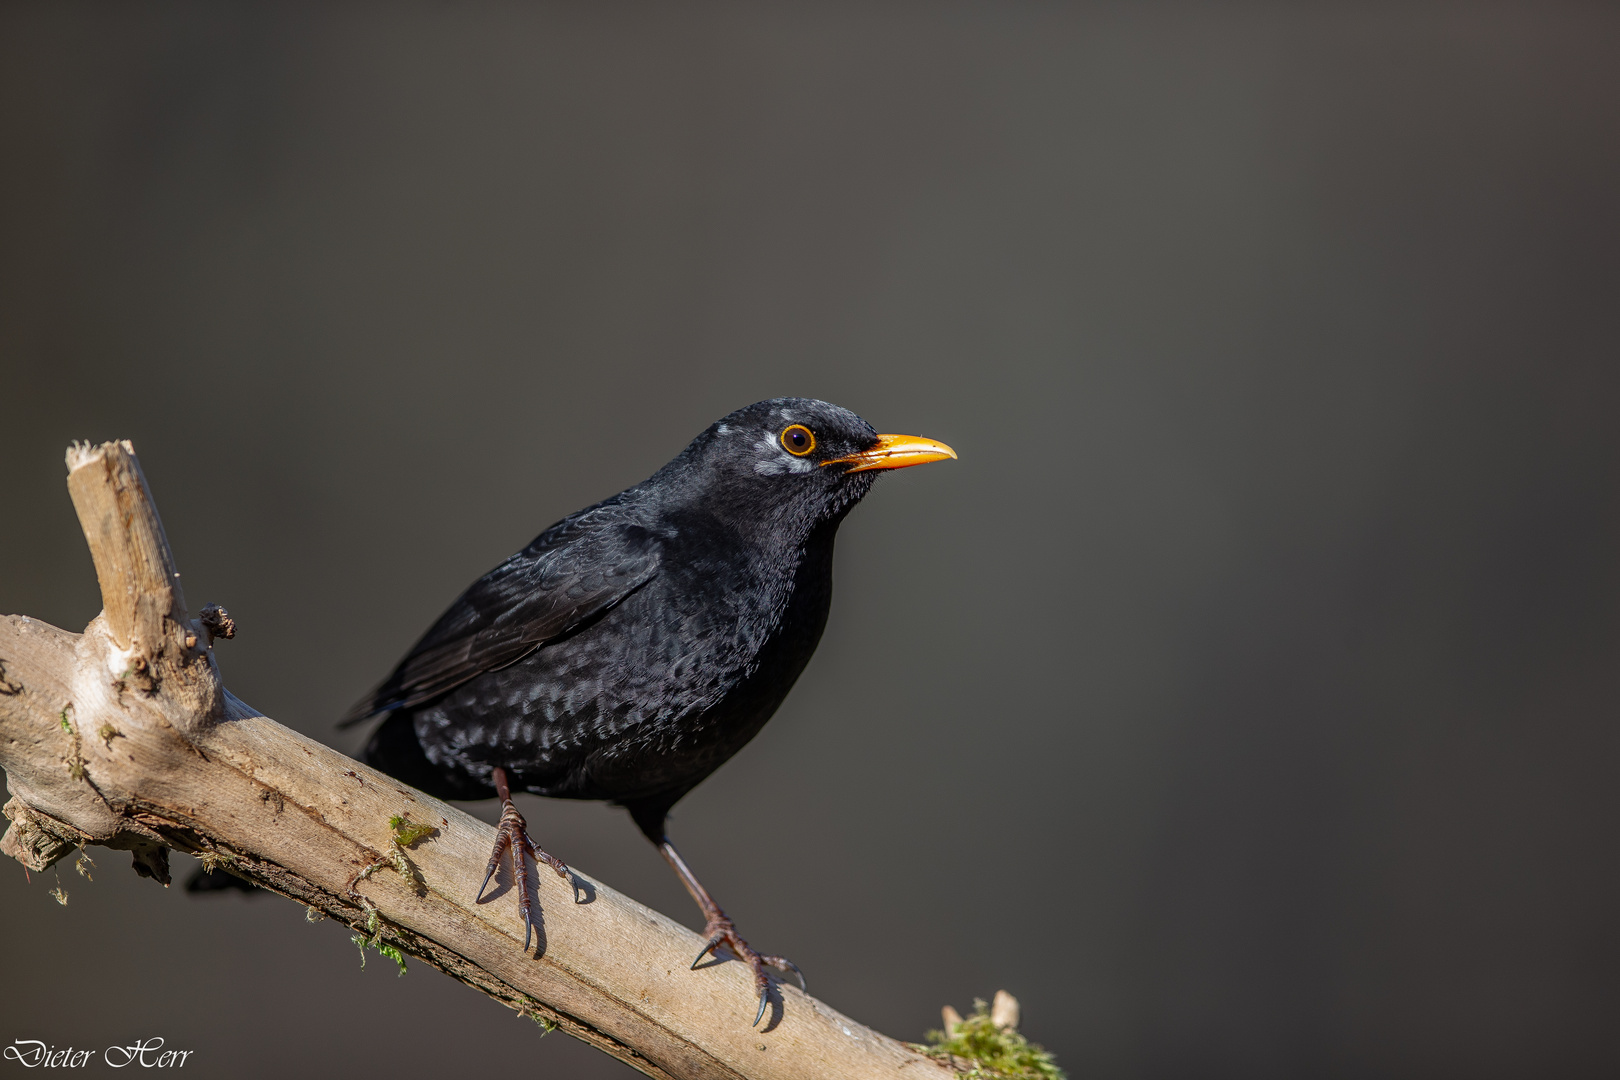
[3,3,1618,1078]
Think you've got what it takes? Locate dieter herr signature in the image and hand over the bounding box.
[4,1039,193,1069]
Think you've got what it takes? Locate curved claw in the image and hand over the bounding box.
[476,862,498,903]
[692,933,726,970]
[765,955,806,993]
[753,984,769,1028]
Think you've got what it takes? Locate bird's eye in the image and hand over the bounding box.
[780,424,815,456]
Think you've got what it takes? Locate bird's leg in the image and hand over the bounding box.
[659,839,805,1027]
[476,766,568,951]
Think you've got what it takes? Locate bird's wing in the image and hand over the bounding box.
[338,511,660,726]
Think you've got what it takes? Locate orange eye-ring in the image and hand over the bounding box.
[780,424,815,456]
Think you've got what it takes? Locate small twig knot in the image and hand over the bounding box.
[199,604,236,642]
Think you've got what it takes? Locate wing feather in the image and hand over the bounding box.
[339,509,660,726]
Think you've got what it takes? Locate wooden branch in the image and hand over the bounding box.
[0,440,954,1080]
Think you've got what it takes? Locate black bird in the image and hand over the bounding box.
[342,398,954,1024]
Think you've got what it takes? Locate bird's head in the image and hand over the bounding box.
[661,398,956,535]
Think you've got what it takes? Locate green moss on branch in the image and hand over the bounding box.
[913,996,1064,1080]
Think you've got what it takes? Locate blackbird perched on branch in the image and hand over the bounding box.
[342,398,955,1025]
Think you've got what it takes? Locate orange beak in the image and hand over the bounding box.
[823,433,958,473]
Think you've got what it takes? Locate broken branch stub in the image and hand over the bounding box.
[64,440,222,731]
[0,440,954,1080]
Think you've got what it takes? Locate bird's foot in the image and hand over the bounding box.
[691,910,805,1027]
[476,796,568,951]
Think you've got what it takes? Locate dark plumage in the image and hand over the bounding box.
[344,397,954,1023]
